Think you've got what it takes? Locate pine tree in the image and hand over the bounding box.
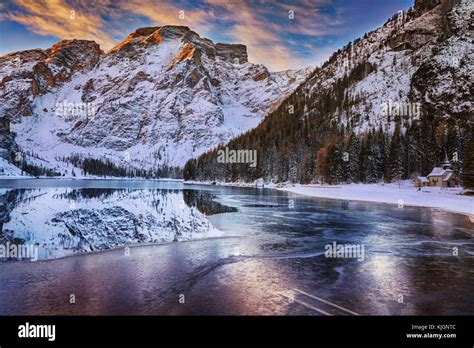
[446,122,463,178]
[347,133,361,183]
[385,125,403,183]
[326,144,344,184]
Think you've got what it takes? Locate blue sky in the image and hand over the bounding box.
[0,0,413,70]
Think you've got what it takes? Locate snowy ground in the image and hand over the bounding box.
[276,182,473,218]
[0,158,24,176]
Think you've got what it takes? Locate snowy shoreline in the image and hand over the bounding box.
[185,180,473,219]
[277,183,473,219]
[1,175,472,218]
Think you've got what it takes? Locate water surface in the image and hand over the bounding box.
[0,179,472,315]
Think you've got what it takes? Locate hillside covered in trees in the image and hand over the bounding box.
[184,0,473,188]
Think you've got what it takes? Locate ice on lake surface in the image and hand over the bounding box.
[0,179,473,315]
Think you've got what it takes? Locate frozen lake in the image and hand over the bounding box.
[0,179,473,315]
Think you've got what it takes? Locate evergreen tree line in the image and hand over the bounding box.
[20,162,61,177]
[11,153,61,177]
[184,120,472,187]
[67,155,182,179]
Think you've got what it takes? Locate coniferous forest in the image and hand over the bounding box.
[67,156,182,179]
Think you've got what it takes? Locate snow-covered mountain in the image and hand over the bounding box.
[299,0,472,134]
[185,0,473,184]
[0,26,310,176]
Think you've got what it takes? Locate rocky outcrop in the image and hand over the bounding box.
[409,0,472,120]
[253,69,271,81]
[215,43,248,64]
[0,40,102,121]
[414,0,442,14]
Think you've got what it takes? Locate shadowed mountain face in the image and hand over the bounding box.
[0,25,310,175]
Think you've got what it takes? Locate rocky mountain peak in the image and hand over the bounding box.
[0,38,103,119]
[129,26,161,38]
[108,25,249,65]
[157,25,198,38]
[46,39,102,70]
[109,25,200,54]
[49,39,101,53]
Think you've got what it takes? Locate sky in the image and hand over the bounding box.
[0,0,413,71]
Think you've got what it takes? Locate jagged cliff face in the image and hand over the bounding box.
[0,40,103,119]
[410,0,472,120]
[413,0,444,13]
[0,26,309,174]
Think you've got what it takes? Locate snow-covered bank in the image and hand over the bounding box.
[184,180,473,218]
[277,183,473,218]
